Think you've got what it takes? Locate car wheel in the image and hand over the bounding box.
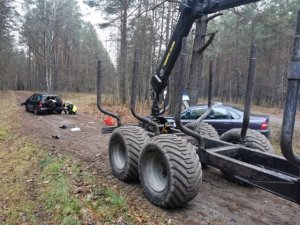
[139,134,202,208]
[57,110,62,114]
[185,122,219,168]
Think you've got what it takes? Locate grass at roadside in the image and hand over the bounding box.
[270,123,300,155]
[0,92,167,225]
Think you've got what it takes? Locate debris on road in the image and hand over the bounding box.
[71,127,80,132]
[103,116,114,126]
[59,124,76,129]
[52,135,61,139]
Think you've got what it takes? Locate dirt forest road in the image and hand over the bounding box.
[16,92,300,225]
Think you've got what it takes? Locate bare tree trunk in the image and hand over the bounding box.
[188,15,208,105]
[158,4,165,59]
[119,0,128,104]
[167,3,181,115]
[165,1,171,47]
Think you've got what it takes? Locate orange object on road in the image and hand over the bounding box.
[103,116,114,126]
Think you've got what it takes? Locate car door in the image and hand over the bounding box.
[26,94,36,111]
[204,107,231,135]
[34,95,42,110]
[31,94,42,111]
[227,109,243,130]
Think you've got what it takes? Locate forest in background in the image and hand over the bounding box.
[0,0,115,94]
[0,0,299,108]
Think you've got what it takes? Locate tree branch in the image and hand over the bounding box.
[205,13,223,22]
[194,32,217,54]
[93,0,180,29]
[135,0,180,19]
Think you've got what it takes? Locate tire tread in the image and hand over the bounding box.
[139,134,202,208]
[109,126,150,181]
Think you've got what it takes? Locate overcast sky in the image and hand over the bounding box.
[77,1,117,64]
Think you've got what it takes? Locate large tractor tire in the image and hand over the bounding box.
[220,128,274,153]
[109,126,150,182]
[185,122,219,168]
[139,134,202,208]
[185,122,219,139]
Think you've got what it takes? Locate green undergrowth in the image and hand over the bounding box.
[38,154,131,224]
[0,92,166,224]
[0,139,132,224]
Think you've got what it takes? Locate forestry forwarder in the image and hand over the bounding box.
[97,0,300,208]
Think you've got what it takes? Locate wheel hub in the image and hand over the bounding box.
[145,152,168,192]
[112,141,126,170]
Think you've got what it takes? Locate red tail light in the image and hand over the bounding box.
[38,101,42,108]
[260,120,268,130]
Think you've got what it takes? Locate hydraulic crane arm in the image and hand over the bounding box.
[150,0,260,116]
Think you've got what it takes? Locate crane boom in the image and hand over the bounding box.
[150,0,260,116]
